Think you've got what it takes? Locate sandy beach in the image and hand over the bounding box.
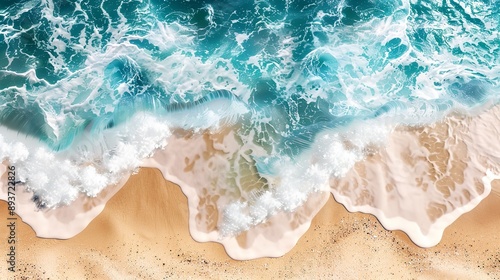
[1,167,499,279]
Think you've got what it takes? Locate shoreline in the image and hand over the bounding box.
[1,167,499,278]
[2,105,500,277]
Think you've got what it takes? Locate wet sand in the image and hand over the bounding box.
[1,167,499,279]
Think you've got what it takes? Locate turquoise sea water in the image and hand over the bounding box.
[0,0,499,219]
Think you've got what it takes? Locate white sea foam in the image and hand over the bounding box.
[0,163,130,238]
[0,113,171,208]
[213,119,393,237]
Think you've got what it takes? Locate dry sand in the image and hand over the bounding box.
[1,167,499,279]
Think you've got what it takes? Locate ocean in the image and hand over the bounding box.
[0,0,499,259]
